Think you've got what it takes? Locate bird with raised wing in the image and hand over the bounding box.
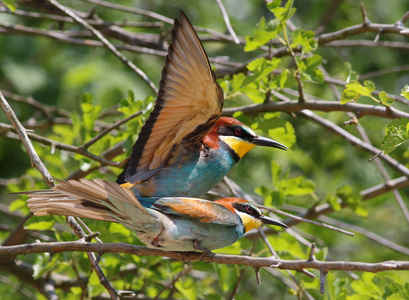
[26,179,287,252]
[117,12,287,197]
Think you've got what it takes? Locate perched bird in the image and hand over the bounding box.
[26,179,287,252]
[117,12,287,197]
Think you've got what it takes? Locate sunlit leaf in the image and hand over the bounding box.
[379,91,394,106]
[340,80,376,104]
[25,220,55,230]
[3,0,16,11]
[267,0,296,23]
[344,62,359,83]
[245,17,280,51]
[291,28,317,53]
[401,84,409,100]
[382,118,409,154]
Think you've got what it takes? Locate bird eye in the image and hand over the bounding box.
[246,206,252,213]
[234,128,242,136]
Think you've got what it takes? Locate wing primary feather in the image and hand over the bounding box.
[119,11,223,184]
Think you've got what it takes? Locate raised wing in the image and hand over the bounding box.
[118,11,224,184]
[140,197,239,226]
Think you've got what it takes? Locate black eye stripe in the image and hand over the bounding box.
[232,203,261,217]
[218,125,252,138]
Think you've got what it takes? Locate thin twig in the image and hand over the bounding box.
[0,122,121,167]
[48,0,158,94]
[83,0,241,43]
[223,98,409,120]
[321,65,409,226]
[0,90,70,118]
[0,91,54,188]
[259,205,355,236]
[0,21,168,56]
[317,215,409,256]
[66,218,134,299]
[154,265,193,300]
[360,3,370,25]
[0,6,163,28]
[80,110,143,151]
[215,0,240,44]
[258,229,314,299]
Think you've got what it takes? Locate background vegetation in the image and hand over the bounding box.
[1,0,409,299]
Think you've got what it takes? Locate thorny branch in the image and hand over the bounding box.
[1,241,409,274]
[1,1,409,297]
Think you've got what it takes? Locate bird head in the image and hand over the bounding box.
[211,117,288,159]
[215,198,288,233]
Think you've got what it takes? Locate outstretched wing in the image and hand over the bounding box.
[118,11,224,184]
[139,197,239,226]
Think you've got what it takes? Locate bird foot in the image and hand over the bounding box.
[193,240,214,260]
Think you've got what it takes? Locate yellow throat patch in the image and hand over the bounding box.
[220,136,256,159]
[237,212,263,233]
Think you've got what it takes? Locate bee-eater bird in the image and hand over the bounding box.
[116,11,287,197]
[26,179,287,252]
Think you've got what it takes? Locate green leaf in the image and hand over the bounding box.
[9,198,27,212]
[382,118,409,154]
[280,176,315,197]
[336,185,366,217]
[379,91,394,106]
[326,194,342,212]
[340,80,376,104]
[241,84,266,103]
[267,120,296,149]
[3,0,16,11]
[256,186,284,207]
[242,57,280,87]
[298,54,324,83]
[33,253,60,279]
[245,17,280,51]
[401,84,409,100]
[25,220,55,230]
[267,0,296,23]
[271,160,282,187]
[236,292,254,300]
[344,62,359,83]
[258,161,315,207]
[351,273,383,296]
[291,28,317,53]
[174,277,197,300]
[270,69,289,89]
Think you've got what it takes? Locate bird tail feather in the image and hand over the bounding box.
[24,179,151,224]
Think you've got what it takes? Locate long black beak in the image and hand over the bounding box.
[260,215,288,228]
[251,136,288,151]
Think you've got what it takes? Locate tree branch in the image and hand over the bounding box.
[0,122,121,167]
[222,99,409,120]
[0,91,54,188]
[1,241,408,273]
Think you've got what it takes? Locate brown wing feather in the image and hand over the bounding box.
[156,198,239,225]
[118,11,224,184]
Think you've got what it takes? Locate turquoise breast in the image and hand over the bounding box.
[130,143,238,197]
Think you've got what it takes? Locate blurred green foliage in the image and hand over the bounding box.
[1,0,409,299]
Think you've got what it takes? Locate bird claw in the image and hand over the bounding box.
[193,240,214,261]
